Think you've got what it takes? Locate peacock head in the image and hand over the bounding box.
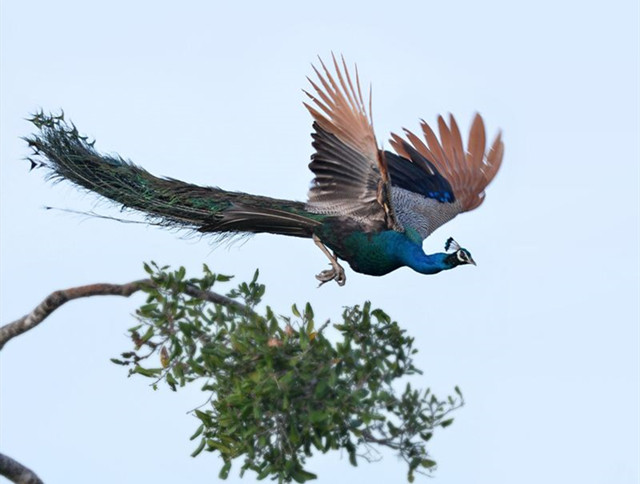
[444,237,476,267]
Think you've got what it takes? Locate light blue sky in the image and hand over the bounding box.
[1,1,638,483]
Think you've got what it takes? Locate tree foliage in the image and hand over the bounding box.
[113,263,463,482]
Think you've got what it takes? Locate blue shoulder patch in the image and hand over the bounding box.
[385,150,455,203]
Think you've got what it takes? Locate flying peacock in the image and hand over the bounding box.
[25,55,504,286]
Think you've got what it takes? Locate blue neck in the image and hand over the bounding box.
[402,243,453,275]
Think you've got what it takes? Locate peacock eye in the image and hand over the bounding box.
[457,250,466,262]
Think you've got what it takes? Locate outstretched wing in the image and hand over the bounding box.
[304,55,398,232]
[390,113,504,213]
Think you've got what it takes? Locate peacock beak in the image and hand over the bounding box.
[469,257,477,266]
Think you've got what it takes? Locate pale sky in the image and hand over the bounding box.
[1,1,638,483]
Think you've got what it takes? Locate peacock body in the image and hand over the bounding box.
[26,56,503,286]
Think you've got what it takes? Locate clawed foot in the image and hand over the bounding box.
[312,234,347,287]
[315,263,346,287]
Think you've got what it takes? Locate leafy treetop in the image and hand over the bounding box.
[112,262,463,483]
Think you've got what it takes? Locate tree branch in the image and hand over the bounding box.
[0,453,44,484]
[0,279,254,350]
[181,283,253,314]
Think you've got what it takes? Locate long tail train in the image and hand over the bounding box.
[25,112,322,239]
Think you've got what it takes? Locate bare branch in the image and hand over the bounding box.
[0,279,254,350]
[0,452,44,484]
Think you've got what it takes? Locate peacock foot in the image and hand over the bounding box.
[315,264,346,287]
[312,234,347,287]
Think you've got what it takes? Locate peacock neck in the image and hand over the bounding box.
[402,243,453,275]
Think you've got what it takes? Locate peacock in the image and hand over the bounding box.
[25,55,504,286]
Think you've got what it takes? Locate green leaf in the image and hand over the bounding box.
[131,365,162,378]
[251,269,260,284]
[256,465,272,480]
[309,410,326,423]
[421,459,437,469]
[138,304,156,315]
[190,424,204,440]
[173,363,184,379]
[280,370,295,387]
[176,266,186,281]
[348,446,357,467]
[289,424,301,445]
[304,302,314,320]
[188,360,206,376]
[440,418,454,428]
[291,469,317,482]
[371,308,390,323]
[165,372,177,390]
[178,322,193,336]
[139,326,154,344]
[328,371,337,388]
[354,388,369,400]
[314,380,329,398]
[299,330,309,350]
[194,409,212,426]
[292,304,301,317]
[219,461,231,479]
[191,438,206,457]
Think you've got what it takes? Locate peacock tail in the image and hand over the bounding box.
[25,112,323,239]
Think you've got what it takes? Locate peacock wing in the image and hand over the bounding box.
[304,55,398,232]
[389,113,504,220]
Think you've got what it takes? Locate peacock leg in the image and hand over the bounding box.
[312,235,346,286]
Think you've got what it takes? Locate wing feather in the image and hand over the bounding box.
[466,114,486,190]
[419,121,451,176]
[438,116,456,173]
[448,114,465,177]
